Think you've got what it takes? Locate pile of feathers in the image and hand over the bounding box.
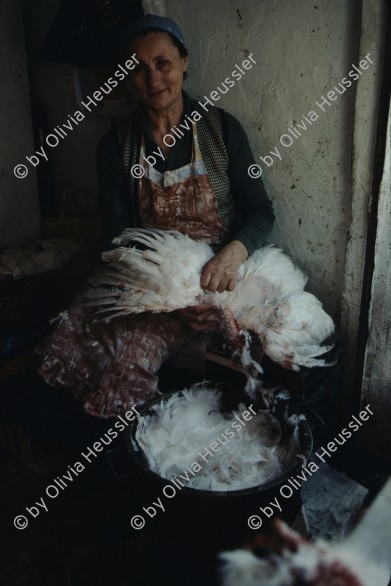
[133,385,305,492]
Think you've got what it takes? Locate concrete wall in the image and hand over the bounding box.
[361,101,391,454]
[0,0,41,249]
[166,0,363,322]
[338,0,387,415]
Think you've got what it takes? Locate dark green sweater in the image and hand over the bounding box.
[97,91,275,254]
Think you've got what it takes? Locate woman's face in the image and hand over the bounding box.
[127,31,188,113]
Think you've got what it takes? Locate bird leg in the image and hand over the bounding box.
[214,304,244,348]
[212,305,263,397]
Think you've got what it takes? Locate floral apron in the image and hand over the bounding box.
[138,125,225,244]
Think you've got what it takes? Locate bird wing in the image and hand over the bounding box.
[85,228,214,316]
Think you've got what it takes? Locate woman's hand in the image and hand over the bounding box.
[172,241,248,331]
[173,303,219,332]
[200,240,248,293]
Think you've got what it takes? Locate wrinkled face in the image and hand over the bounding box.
[127,31,188,113]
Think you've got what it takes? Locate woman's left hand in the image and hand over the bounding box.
[200,240,248,293]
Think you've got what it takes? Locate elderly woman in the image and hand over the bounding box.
[37,15,274,419]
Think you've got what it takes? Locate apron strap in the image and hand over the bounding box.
[197,108,235,230]
[116,118,140,226]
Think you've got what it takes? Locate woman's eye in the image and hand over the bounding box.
[157,60,170,70]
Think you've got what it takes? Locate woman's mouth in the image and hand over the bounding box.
[150,89,167,97]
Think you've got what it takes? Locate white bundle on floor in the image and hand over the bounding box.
[220,479,391,586]
[134,386,301,491]
[220,542,385,586]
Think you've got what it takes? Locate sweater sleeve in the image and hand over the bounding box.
[221,111,275,255]
[96,127,131,249]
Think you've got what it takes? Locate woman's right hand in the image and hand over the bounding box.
[173,303,219,332]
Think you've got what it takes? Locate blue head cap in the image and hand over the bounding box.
[120,14,187,52]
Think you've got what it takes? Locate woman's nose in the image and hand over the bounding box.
[146,67,160,86]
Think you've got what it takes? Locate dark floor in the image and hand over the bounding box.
[0,366,389,586]
[0,371,145,586]
[0,366,230,586]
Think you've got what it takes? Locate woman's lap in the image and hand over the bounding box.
[36,296,196,418]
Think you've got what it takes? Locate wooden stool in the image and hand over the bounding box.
[166,333,264,378]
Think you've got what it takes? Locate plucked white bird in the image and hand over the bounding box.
[220,482,391,586]
[86,228,335,371]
